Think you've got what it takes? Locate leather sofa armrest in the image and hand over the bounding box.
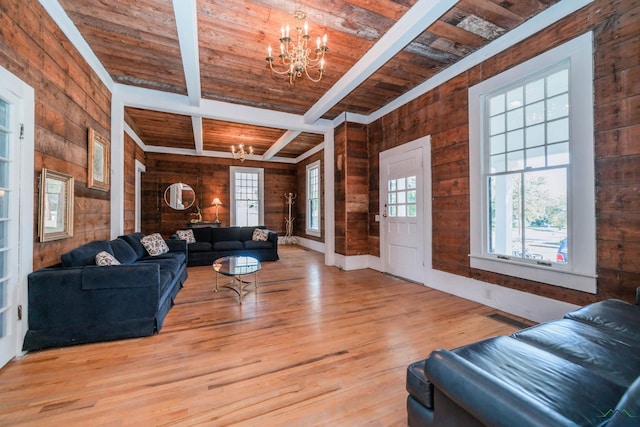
[81,264,160,290]
[267,230,278,245]
[425,349,577,427]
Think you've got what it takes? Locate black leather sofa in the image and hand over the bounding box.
[406,290,640,427]
[23,233,187,351]
[178,226,279,267]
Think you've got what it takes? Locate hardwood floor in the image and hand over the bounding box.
[0,246,533,426]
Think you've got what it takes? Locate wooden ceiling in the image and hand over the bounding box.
[56,0,560,161]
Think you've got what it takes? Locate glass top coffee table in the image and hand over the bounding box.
[212,256,261,304]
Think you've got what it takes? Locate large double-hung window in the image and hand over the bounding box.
[306,160,321,236]
[230,166,264,226]
[469,32,596,293]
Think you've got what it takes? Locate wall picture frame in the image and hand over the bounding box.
[39,168,74,242]
[88,127,110,191]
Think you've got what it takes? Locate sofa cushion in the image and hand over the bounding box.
[176,229,196,244]
[95,251,121,266]
[252,228,269,241]
[244,240,273,250]
[61,240,113,267]
[188,241,212,253]
[211,226,242,243]
[564,299,640,342]
[213,240,244,251]
[110,238,139,265]
[192,227,212,243]
[511,319,640,388]
[119,233,147,259]
[140,233,170,256]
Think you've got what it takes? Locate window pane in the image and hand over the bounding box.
[488,173,521,257]
[507,150,524,171]
[547,69,568,97]
[490,134,505,154]
[547,142,569,166]
[408,205,417,217]
[506,87,523,110]
[397,191,406,204]
[388,180,396,191]
[506,129,524,151]
[407,190,416,203]
[407,176,417,189]
[490,154,505,173]
[525,101,545,126]
[547,118,569,144]
[397,205,406,217]
[397,178,406,191]
[0,131,8,160]
[489,94,505,115]
[526,147,546,168]
[523,169,567,263]
[0,161,7,188]
[389,206,397,217]
[547,93,569,120]
[525,78,544,104]
[507,108,523,131]
[0,222,6,248]
[0,100,7,128]
[490,114,505,135]
[525,124,545,148]
[389,193,396,204]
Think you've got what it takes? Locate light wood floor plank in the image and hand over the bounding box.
[0,246,533,426]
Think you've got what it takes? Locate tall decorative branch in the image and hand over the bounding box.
[282,192,297,245]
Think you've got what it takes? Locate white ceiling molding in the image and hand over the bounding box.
[367,0,594,123]
[263,130,301,160]
[143,144,298,164]
[172,0,202,108]
[39,0,114,91]
[303,0,458,124]
[296,141,325,163]
[124,122,147,151]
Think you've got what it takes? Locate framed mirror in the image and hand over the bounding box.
[88,128,110,191]
[39,168,74,242]
[164,183,196,210]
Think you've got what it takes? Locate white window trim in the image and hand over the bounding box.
[305,160,321,237]
[469,32,596,293]
[230,166,264,226]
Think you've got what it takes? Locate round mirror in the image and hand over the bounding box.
[164,183,196,210]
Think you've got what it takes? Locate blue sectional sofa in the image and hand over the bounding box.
[23,232,188,351]
[406,290,640,426]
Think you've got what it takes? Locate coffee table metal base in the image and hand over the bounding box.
[215,272,258,304]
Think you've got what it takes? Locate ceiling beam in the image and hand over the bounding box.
[172,0,201,107]
[114,84,332,133]
[192,116,204,155]
[304,0,458,124]
[263,130,301,160]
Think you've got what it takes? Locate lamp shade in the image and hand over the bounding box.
[211,197,222,206]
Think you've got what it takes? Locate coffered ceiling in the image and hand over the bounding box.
[51,0,564,161]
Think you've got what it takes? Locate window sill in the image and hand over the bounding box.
[305,230,321,238]
[469,254,596,294]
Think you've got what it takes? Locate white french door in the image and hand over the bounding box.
[0,66,34,369]
[380,137,431,283]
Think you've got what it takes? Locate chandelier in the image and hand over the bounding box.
[231,144,253,162]
[266,10,328,84]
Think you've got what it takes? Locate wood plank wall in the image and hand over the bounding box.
[366,0,640,305]
[141,153,296,238]
[334,122,369,256]
[295,150,324,243]
[123,134,145,234]
[1,2,112,270]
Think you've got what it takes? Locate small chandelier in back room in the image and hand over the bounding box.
[265,10,328,84]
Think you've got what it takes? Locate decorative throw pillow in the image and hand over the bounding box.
[140,233,170,256]
[252,228,269,241]
[95,251,121,266]
[176,229,196,244]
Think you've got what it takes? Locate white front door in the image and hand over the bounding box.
[380,137,430,283]
[0,67,34,369]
